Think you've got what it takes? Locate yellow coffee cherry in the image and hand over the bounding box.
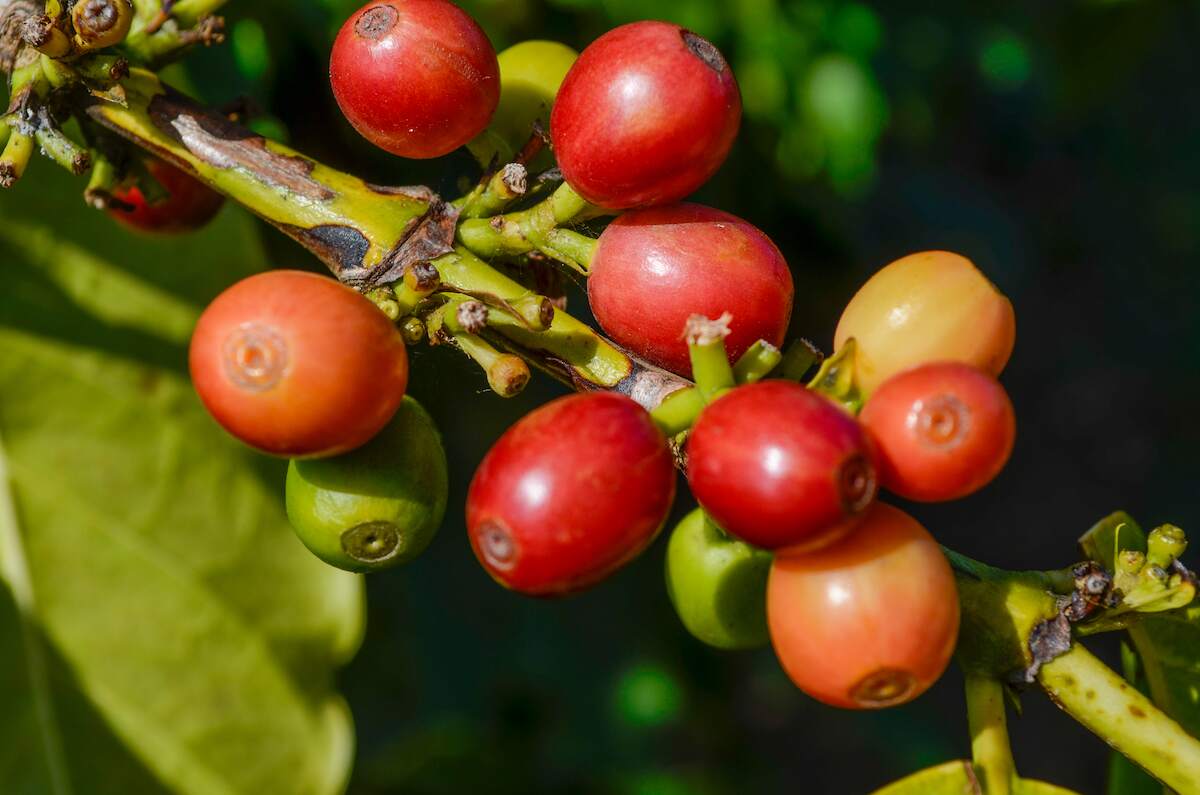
[834,251,1016,396]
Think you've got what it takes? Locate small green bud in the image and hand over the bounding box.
[1117,549,1146,575]
[1147,524,1187,569]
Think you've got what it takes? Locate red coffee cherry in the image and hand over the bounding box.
[190,271,409,458]
[686,381,878,551]
[587,203,793,377]
[108,158,224,234]
[330,0,500,159]
[550,21,741,209]
[767,503,960,710]
[466,393,676,596]
[860,362,1016,502]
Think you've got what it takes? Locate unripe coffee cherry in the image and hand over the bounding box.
[286,397,448,573]
[665,508,773,650]
[835,251,1016,396]
[330,0,500,159]
[686,381,878,551]
[190,271,409,458]
[587,204,793,377]
[551,21,741,209]
[860,362,1016,502]
[466,393,676,596]
[468,40,578,169]
[108,159,225,235]
[767,503,959,709]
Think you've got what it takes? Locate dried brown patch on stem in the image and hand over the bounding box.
[146,91,332,201]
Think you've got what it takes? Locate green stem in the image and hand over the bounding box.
[32,111,90,175]
[160,0,229,27]
[649,388,705,437]
[123,0,227,68]
[966,675,1015,795]
[456,182,604,272]
[0,128,34,187]
[732,340,782,383]
[458,163,526,219]
[76,70,689,408]
[687,318,736,403]
[777,339,823,381]
[650,340,781,435]
[1039,643,1200,793]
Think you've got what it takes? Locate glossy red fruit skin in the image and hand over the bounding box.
[108,159,224,234]
[687,381,878,551]
[588,204,793,376]
[330,0,500,159]
[767,503,960,709]
[189,271,409,458]
[466,392,677,596]
[550,21,741,209]
[860,362,1016,502]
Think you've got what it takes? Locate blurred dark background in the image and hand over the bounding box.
[19,0,1200,792]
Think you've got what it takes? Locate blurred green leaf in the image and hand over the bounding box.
[872,761,1083,795]
[0,171,364,795]
[613,662,683,730]
[870,760,979,794]
[978,27,1033,91]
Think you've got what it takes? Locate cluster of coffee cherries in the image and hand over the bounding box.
[183,0,1019,710]
[468,249,1015,710]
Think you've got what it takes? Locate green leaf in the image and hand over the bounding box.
[0,168,364,795]
[870,761,1083,795]
[1015,780,1085,795]
[869,760,980,795]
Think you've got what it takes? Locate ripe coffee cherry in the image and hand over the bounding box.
[835,251,1016,397]
[587,204,793,377]
[190,271,409,458]
[330,0,500,159]
[108,159,224,235]
[860,363,1016,502]
[286,397,448,573]
[687,381,878,551]
[665,508,773,650]
[466,392,676,596]
[550,21,741,209]
[767,503,959,709]
[468,40,578,168]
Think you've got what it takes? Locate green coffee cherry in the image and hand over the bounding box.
[467,40,578,169]
[285,397,448,573]
[665,508,773,650]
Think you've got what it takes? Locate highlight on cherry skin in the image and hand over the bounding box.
[860,361,1017,503]
[550,20,742,209]
[587,203,794,377]
[330,0,500,159]
[286,397,449,573]
[767,502,960,710]
[189,270,409,458]
[835,250,1017,397]
[665,508,773,651]
[466,392,677,597]
[107,157,225,235]
[686,380,879,552]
